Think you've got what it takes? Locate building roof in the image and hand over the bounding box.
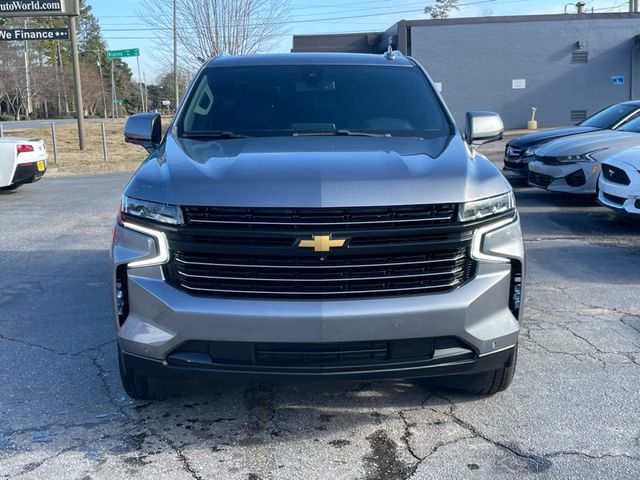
[399,12,640,28]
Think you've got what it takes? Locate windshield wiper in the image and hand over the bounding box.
[337,129,391,137]
[293,129,391,138]
[181,131,249,139]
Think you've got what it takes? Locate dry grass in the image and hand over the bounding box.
[6,120,147,175]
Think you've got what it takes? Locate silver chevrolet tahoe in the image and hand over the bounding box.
[112,52,524,400]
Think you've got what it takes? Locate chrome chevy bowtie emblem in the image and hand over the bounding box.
[297,235,349,252]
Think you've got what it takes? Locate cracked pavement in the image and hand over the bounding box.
[1,141,639,479]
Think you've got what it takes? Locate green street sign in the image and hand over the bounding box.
[107,48,139,59]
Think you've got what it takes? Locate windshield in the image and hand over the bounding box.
[616,114,640,133]
[579,104,638,129]
[178,64,452,138]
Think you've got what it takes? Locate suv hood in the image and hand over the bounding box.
[125,135,509,207]
[508,126,600,148]
[534,130,640,157]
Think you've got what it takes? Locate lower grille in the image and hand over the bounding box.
[565,169,586,187]
[529,171,554,187]
[166,248,475,298]
[504,160,528,171]
[603,192,625,206]
[168,337,471,369]
[602,164,631,185]
[255,341,395,366]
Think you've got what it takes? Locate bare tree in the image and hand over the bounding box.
[424,0,459,19]
[139,0,291,68]
[0,48,29,120]
[79,62,107,116]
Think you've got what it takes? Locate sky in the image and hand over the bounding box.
[89,0,632,83]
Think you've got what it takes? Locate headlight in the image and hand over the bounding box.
[524,147,536,156]
[554,148,606,164]
[554,154,592,163]
[121,195,184,225]
[459,192,515,222]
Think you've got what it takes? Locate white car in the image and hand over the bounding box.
[0,136,48,191]
[598,147,640,218]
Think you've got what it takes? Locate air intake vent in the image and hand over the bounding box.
[570,110,587,122]
[571,50,589,64]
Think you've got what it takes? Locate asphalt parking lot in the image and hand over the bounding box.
[1,140,639,480]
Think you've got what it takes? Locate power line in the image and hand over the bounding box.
[99,0,510,32]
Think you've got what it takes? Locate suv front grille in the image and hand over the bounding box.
[162,205,479,299]
[182,204,457,229]
[602,164,631,185]
[167,248,473,297]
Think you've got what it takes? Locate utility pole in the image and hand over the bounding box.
[173,0,179,112]
[143,73,149,112]
[136,55,145,111]
[111,59,117,119]
[97,60,108,119]
[69,9,85,150]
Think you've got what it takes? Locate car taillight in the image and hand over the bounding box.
[17,144,34,154]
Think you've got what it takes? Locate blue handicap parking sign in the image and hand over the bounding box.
[611,76,625,85]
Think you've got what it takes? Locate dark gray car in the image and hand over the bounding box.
[112,52,524,399]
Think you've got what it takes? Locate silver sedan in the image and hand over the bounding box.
[527,117,640,195]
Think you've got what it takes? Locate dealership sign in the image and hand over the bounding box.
[0,28,69,40]
[0,0,78,16]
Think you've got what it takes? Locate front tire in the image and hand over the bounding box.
[118,345,164,400]
[428,345,518,395]
[0,183,21,191]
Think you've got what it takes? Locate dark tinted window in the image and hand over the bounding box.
[579,104,638,129]
[179,65,451,138]
[617,115,640,133]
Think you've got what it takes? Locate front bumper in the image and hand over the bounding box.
[112,215,524,380]
[120,344,517,382]
[528,160,598,194]
[503,157,530,176]
[598,165,640,218]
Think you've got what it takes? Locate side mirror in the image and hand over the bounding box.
[124,113,162,153]
[464,111,504,144]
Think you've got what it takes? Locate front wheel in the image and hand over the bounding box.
[0,183,21,191]
[118,345,165,400]
[427,345,518,395]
